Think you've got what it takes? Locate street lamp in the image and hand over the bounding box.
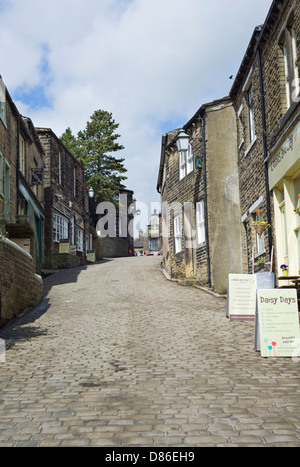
[88,187,94,198]
[176,129,189,152]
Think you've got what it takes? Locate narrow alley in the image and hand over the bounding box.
[0,256,300,447]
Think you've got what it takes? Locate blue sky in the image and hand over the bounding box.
[0,0,273,229]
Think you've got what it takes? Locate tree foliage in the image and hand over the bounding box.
[60,110,127,204]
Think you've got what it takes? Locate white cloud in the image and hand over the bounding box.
[0,0,273,229]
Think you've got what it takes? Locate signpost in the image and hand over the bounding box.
[257,289,300,357]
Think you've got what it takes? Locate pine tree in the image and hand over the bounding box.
[60,110,127,204]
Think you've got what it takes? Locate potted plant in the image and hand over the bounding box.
[280,264,289,277]
[293,194,300,216]
[253,209,271,238]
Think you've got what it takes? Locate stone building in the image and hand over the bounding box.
[0,76,44,326]
[157,97,242,294]
[99,188,135,258]
[36,127,89,269]
[230,0,300,279]
[0,76,45,271]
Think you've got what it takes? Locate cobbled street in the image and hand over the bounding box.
[0,256,300,447]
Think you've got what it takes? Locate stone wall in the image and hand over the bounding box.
[0,238,43,327]
[102,237,131,258]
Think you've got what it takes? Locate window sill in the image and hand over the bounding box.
[179,170,194,182]
[244,136,257,157]
[255,251,266,260]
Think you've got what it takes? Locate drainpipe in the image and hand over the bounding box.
[257,46,273,260]
[200,115,211,288]
[16,117,20,216]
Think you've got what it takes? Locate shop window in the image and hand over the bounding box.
[53,213,69,243]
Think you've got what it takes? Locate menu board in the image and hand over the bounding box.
[227,274,257,321]
[87,251,96,262]
[257,289,300,357]
[59,241,70,254]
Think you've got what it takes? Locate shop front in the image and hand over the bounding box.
[268,116,300,278]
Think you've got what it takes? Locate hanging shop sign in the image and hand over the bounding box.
[31,168,43,185]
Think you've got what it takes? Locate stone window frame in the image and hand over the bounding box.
[278,9,300,112]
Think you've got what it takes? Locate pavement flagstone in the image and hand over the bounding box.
[0,256,300,447]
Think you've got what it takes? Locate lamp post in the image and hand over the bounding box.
[88,187,94,198]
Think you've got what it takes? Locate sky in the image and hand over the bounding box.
[0,0,273,233]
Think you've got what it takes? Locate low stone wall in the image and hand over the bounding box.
[0,238,43,327]
[51,253,85,269]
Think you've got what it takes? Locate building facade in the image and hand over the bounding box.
[230,0,300,279]
[157,97,243,293]
[0,77,45,272]
[0,76,44,326]
[36,128,89,269]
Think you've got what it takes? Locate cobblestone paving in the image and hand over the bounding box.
[0,256,300,447]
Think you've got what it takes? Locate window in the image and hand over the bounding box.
[4,159,10,221]
[58,151,62,185]
[174,214,182,253]
[255,211,265,256]
[75,228,84,252]
[179,144,193,180]
[19,136,25,175]
[150,238,159,251]
[53,213,69,243]
[196,200,205,244]
[280,17,299,109]
[247,85,255,143]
